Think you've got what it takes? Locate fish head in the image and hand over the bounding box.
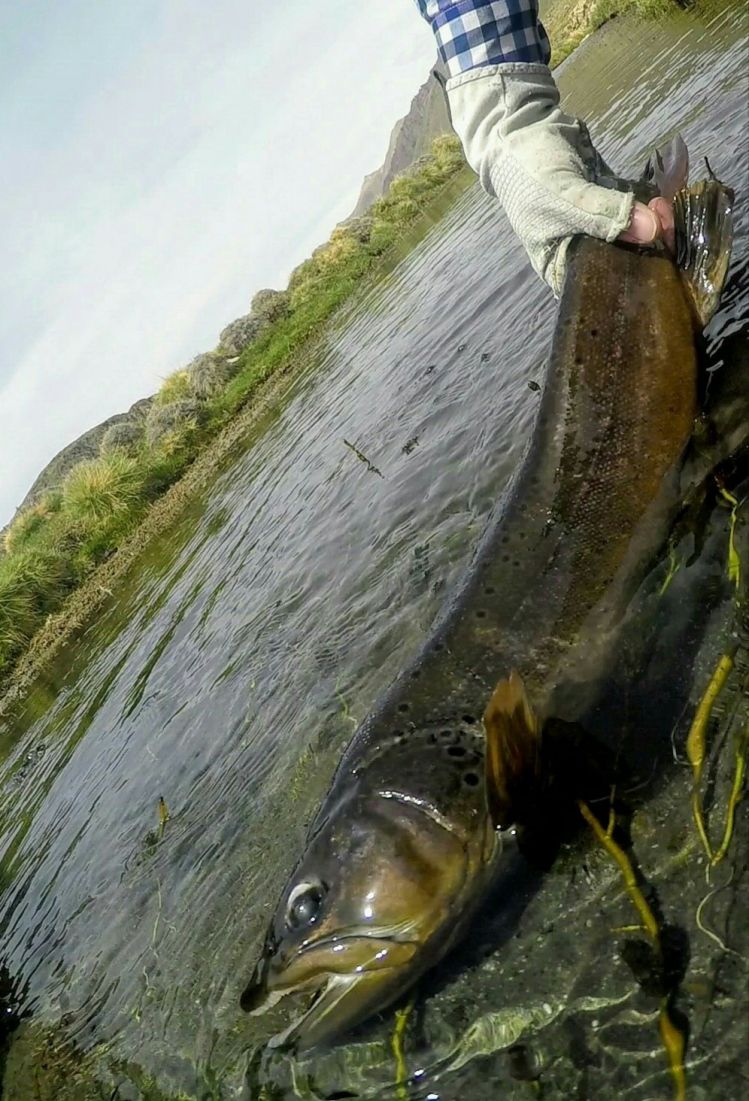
[241,784,493,1049]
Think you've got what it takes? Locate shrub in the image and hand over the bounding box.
[345,216,374,244]
[144,399,204,448]
[250,288,290,325]
[431,133,464,172]
[61,452,145,524]
[100,420,144,456]
[187,353,237,400]
[5,545,70,609]
[219,314,264,355]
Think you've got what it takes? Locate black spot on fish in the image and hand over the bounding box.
[433,642,445,653]
[462,714,476,724]
[410,669,421,679]
[439,730,452,740]
[484,587,495,595]
[590,328,598,338]
[447,745,467,758]
[397,702,410,713]
[463,772,480,787]
[428,733,438,744]
[476,609,486,618]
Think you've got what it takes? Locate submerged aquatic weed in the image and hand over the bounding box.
[577,799,686,1101]
[390,996,416,1100]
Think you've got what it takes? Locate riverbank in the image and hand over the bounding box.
[544,0,676,66]
[0,155,475,717]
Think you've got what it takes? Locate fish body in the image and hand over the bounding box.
[243,148,734,1050]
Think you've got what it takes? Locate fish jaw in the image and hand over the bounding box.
[244,933,421,1050]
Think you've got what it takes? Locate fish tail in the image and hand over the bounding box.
[483,671,541,829]
[642,133,689,201]
[673,170,734,329]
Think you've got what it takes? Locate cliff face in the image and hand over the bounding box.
[349,63,453,218]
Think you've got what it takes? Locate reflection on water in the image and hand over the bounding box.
[1,2,748,1097]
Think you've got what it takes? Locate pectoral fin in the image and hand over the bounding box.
[483,671,541,829]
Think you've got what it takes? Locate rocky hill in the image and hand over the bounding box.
[349,61,453,217]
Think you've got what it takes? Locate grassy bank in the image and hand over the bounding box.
[544,0,677,66]
[0,135,470,699]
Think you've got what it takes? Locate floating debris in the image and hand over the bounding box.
[401,436,419,455]
[343,439,384,478]
[528,380,541,392]
[157,795,170,840]
[142,795,170,852]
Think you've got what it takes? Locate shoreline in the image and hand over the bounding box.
[0,166,475,720]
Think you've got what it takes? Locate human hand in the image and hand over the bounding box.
[446,64,672,293]
[620,197,675,255]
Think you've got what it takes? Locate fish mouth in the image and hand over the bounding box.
[242,931,421,1050]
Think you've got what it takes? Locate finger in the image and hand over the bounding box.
[618,200,660,246]
[649,196,675,255]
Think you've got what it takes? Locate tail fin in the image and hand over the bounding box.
[643,133,689,201]
[674,169,735,328]
[483,671,541,829]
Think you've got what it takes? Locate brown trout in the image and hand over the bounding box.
[241,142,734,1050]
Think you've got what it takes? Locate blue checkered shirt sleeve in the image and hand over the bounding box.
[414,0,551,76]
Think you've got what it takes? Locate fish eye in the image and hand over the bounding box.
[286,881,326,930]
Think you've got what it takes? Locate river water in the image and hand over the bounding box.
[1,4,747,1099]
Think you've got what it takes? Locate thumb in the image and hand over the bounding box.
[618,198,675,254]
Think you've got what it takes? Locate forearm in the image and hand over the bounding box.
[414,1,658,292]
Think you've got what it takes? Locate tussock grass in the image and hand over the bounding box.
[61,452,145,523]
[3,495,59,555]
[154,368,192,406]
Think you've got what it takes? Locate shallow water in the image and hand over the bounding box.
[1,3,748,1098]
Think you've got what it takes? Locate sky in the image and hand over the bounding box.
[0,0,434,525]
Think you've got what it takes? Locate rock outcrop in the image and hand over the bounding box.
[348,62,453,218]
